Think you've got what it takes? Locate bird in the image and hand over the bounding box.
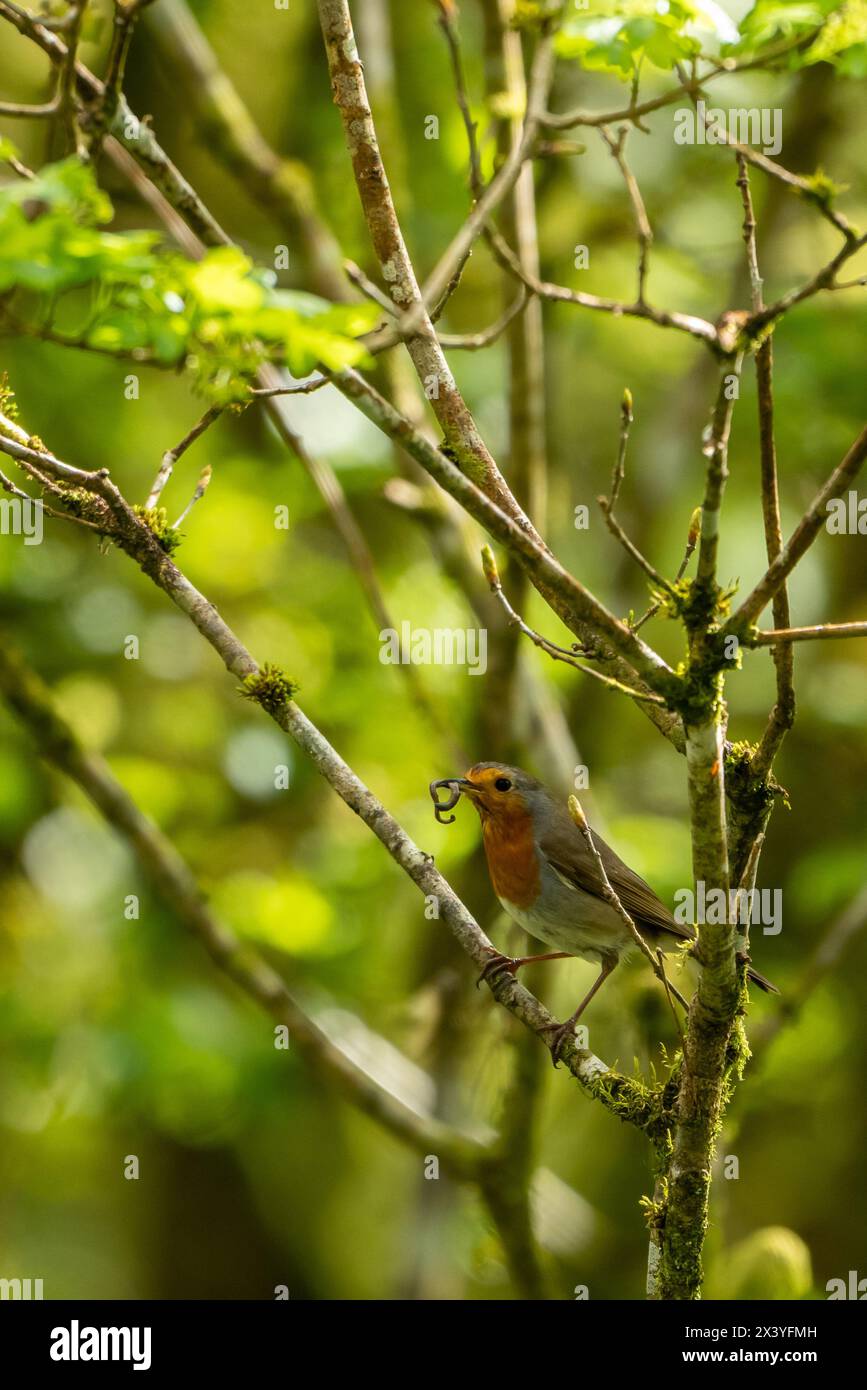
[432,762,778,1061]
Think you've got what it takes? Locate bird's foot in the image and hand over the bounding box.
[477,948,573,989]
[476,950,521,988]
[538,1018,577,1068]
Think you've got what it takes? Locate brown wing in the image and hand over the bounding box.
[539,817,695,944]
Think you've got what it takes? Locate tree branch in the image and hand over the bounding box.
[750,621,867,644]
[540,34,815,132]
[316,0,527,504]
[726,424,867,633]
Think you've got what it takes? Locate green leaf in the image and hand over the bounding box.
[803,0,867,70]
[556,0,737,79]
[734,0,867,72]
[188,248,264,314]
[735,0,826,49]
[0,160,378,402]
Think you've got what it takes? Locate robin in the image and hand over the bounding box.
[431,763,778,1060]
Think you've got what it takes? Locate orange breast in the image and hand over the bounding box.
[482,812,540,908]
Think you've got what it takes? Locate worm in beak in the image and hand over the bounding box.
[429,778,473,824]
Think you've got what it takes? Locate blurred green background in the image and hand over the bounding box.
[0,0,865,1299]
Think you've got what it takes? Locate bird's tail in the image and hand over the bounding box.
[747,964,780,994]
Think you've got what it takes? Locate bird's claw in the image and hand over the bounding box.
[538,1018,575,1068]
[476,951,519,989]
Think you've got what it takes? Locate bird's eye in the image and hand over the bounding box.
[494,777,512,792]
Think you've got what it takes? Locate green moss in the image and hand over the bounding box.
[651,584,744,725]
[634,1058,684,1254]
[744,319,776,353]
[725,740,786,819]
[586,1069,659,1130]
[58,485,104,522]
[648,576,691,623]
[0,372,18,421]
[652,576,737,631]
[238,663,298,716]
[587,1052,681,1158]
[658,1170,710,1299]
[640,1178,669,1232]
[799,167,849,209]
[132,504,182,554]
[726,1012,751,1084]
[669,659,727,727]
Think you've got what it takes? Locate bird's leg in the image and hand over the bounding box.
[541,954,618,1067]
[476,949,572,988]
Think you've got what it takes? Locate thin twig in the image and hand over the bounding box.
[173,463,212,528]
[57,0,86,155]
[92,0,158,155]
[318,0,527,512]
[726,424,867,633]
[695,356,744,599]
[540,33,815,132]
[343,259,395,314]
[750,621,867,644]
[609,386,632,511]
[0,0,234,247]
[735,829,765,960]
[485,224,720,348]
[567,795,688,1029]
[736,156,796,780]
[436,0,483,198]
[249,376,333,400]
[0,98,58,116]
[481,545,667,705]
[0,465,104,531]
[438,288,529,351]
[597,389,676,595]
[332,365,680,701]
[146,404,222,510]
[411,26,556,329]
[600,126,653,305]
[631,508,701,633]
